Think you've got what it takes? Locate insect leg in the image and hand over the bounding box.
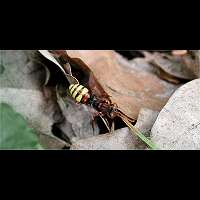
[111,121,115,134]
[89,111,97,135]
[87,106,100,135]
[88,107,111,134]
[99,115,111,133]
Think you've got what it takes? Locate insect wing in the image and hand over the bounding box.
[38,50,79,85]
[41,50,110,99]
[38,50,66,74]
[65,55,111,99]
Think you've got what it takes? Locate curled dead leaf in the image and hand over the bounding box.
[145,51,197,81]
[38,50,79,85]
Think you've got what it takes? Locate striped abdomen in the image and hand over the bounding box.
[69,84,90,104]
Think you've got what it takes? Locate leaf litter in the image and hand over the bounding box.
[1,50,200,149]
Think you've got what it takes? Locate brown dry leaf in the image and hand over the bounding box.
[154,67,182,84]
[66,50,178,119]
[122,54,181,84]
[193,50,200,77]
[38,133,69,149]
[144,51,198,81]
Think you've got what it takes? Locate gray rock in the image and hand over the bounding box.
[135,108,159,137]
[70,127,145,150]
[151,79,200,150]
[0,50,45,90]
[38,133,69,149]
[0,88,54,134]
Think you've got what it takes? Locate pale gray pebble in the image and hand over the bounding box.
[70,127,145,150]
[151,79,200,150]
[135,107,159,137]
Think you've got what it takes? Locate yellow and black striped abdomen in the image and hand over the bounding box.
[69,84,90,103]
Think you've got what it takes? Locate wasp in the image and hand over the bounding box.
[39,50,135,132]
[68,82,134,132]
[38,50,157,149]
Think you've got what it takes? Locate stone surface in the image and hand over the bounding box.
[38,133,69,149]
[0,50,45,89]
[151,79,200,150]
[70,127,145,150]
[135,108,159,137]
[0,88,53,134]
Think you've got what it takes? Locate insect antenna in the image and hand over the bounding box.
[115,109,135,123]
[110,121,115,134]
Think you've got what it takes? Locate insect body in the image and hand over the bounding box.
[69,83,132,123]
[69,84,90,104]
[44,50,135,125]
[39,50,157,149]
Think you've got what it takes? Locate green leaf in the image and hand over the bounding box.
[121,118,158,150]
[0,103,43,149]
